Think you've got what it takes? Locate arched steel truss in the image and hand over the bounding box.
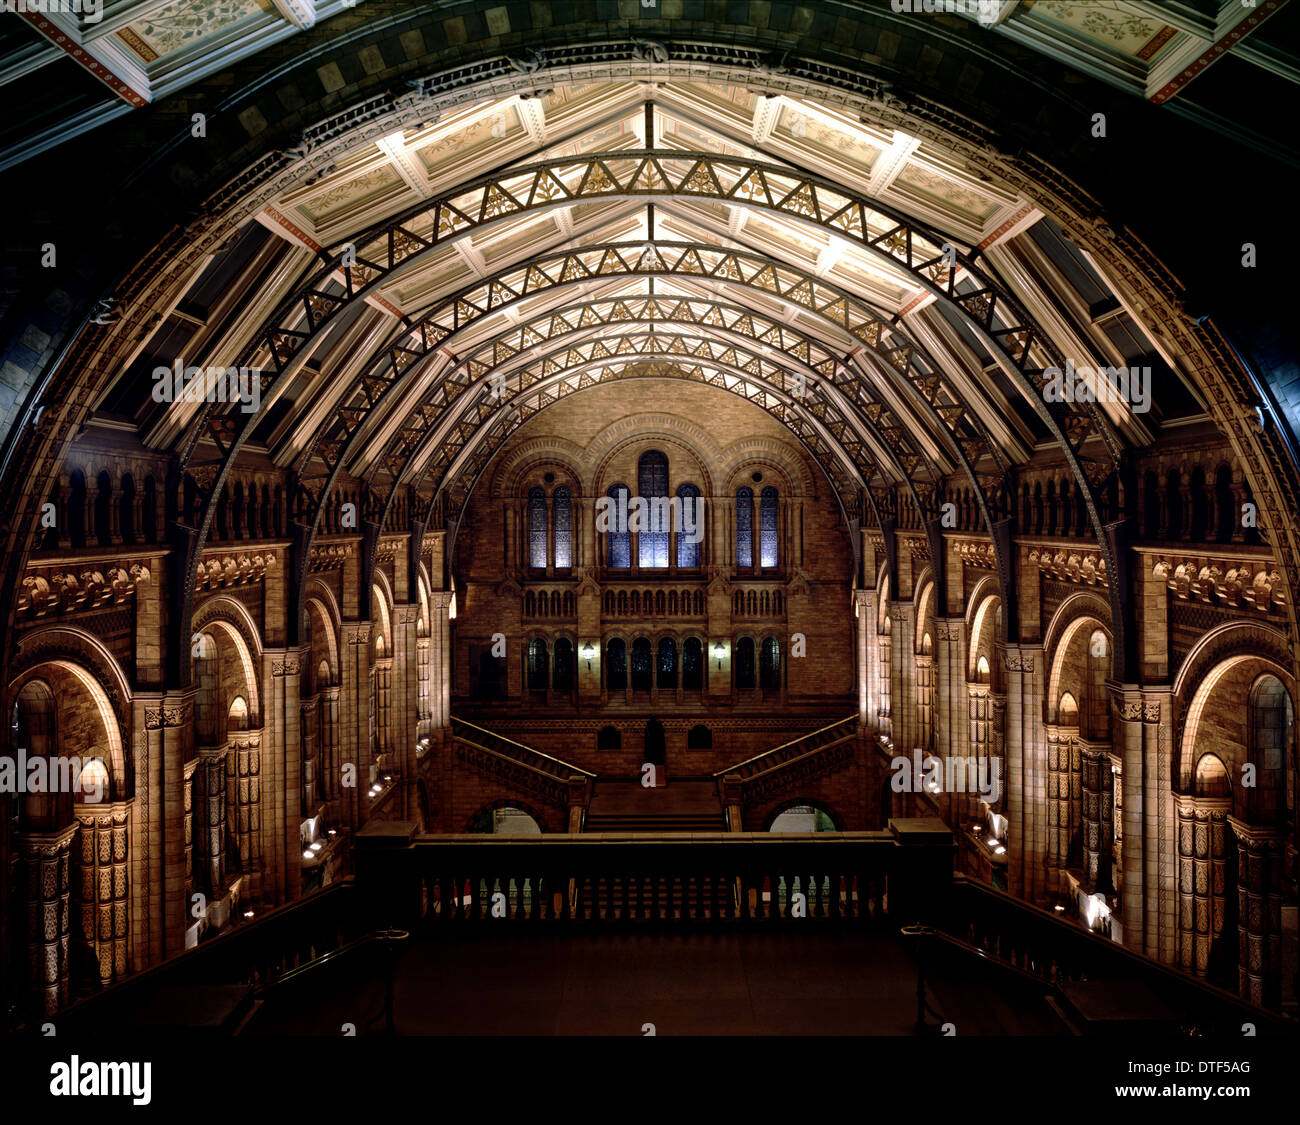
[430,355,883,546]
[409,333,930,515]
[352,302,957,517]
[170,154,1127,659]
[286,241,1012,520]
[284,245,1019,551]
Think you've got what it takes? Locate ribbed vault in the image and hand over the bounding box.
[0,42,1291,690]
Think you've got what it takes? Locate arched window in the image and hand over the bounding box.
[553,638,574,692]
[606,639,627,691]
[528,487,547,568]
[760,636,781,691]
[683,637,703,690]
[687,724,712,748]
[735,487,753,568]
[1249,675,1293,823]
[676,483,701,567]
[657,637,677,689]
[735,636,756,690]
[551,486,572,569]
[527,638,548,691]
[760,486,779,567]
[606,483,631,568]
[638,450,669,568]
[631,637,652,691]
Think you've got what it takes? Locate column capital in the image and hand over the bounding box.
[16,822,80,854]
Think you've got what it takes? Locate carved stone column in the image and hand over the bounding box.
[138,694,193,961]
[17,823,77,1016]
[1044,723,1080,888]
[193,748,228,895]
[1080,741,1113,893]
[936,618,968,827]
[322,688,340,801]
[265,652,305,906]
[853,589,871,730]
[1175,794,1231,979]
[226,729,262,888]
[1113,690,1176,962]
[339,622,373,831]
[889,603,917,759]
[1004,646,1046,903]
[73,803,130,989]
[1230,819,1286,1008]
[393,603,421,820]
[429,591,453,741]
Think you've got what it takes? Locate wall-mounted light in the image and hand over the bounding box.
[713,641,725,670]
[582,641,594,671]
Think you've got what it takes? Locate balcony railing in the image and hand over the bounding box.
[352,829,953,930]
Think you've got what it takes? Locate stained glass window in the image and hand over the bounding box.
[606,639,627,690]
[760,486,778,567]
[527,638,548,690]
[631,637,652,691]
[676,483,701,567]
[657,637,677,688]
[553,486,572,568]
[683,637,703,690]
[735,488,753,568]
[553,638,574,691]
[606,484,630,568]
[735,636,756,690]
[638,450,669,567]
[761,636,781,691]
[528,487,547,568]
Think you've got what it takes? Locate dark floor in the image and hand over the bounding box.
[243,928,1067,1036]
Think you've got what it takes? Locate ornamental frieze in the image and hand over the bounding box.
[16,563,151,620]
[308,542,353,573]
[1026,546,1106,586]
[1153,556,1285,612]
[194,552,274,592]
[954,539,998,571]
[144,702,193,729]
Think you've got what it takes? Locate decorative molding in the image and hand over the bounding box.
[1153,556,1285,612]
[954,538,998,572]
[194,552,274,592]
[145,702,193,729]
[16,563,150,620]
[1027,545,1107,587]
[308,541,353,573]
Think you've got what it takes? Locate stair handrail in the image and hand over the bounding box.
[451,715,596,779]
[453,733,585,787]
[713,714,857,779]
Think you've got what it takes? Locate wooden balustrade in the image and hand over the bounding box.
[354,831,910,929]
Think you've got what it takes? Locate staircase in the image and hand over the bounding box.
[714,715,858,802]
[448,716,594,810]
[584,778,726,832]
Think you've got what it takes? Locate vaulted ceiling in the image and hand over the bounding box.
[1,3,1297,668]
[100,73,1208,538]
